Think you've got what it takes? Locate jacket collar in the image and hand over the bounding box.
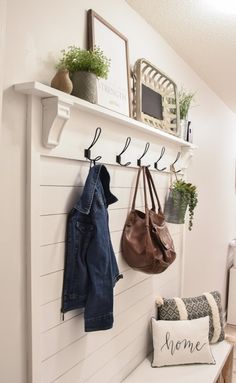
[75,164,118,214]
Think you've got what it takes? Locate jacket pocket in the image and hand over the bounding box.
[76,221,94,233]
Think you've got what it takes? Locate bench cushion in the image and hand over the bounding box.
[123,341,233,383]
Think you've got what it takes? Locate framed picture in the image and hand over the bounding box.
[87,9,131,117]
[133,58,180,136]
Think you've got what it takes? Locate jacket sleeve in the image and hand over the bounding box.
[61,209,93,314]
[84,233,115,332]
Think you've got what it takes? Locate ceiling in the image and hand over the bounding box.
[126,0,236,114]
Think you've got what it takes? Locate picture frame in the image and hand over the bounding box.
[133,58,180,136]
[87,9,131,117]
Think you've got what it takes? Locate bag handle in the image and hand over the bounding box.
[142,166,151,227]
[142,166,148,211]
[132,166,162,214]
[145,166,163,213]
[142,166,157,215]
[144,167,156,211]
[131,166,143,210]
[132,166,153,212]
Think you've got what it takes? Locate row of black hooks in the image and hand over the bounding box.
[84,127,181,173]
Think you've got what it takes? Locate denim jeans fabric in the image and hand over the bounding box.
[61,164,122,331]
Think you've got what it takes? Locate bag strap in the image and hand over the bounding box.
[144,167,156,211]
[131,166,143,210]
[132,166,152,212]
[132,166,162,215]
[142,166,148,211]
[142,166,151,227]
[145,166,163,213]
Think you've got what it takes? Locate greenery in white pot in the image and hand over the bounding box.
[178,88,195,120]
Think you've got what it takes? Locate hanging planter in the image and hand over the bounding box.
[164,178,198,230]
[164,189,188,224]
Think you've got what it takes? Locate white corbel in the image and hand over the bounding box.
[180,145,196,170]
[42,97,73,149]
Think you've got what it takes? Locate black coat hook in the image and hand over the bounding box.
[137,142,150,167]
[170,152,181,173]
[116,137,131,167]
[84,127,102,165]
[154,146,167,172]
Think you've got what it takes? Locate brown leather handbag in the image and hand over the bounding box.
[121,166,176,274]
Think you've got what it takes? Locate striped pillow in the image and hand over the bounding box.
[156,291,224,343]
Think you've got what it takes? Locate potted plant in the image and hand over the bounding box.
[178,88,195,140]
[164,179,198,230]
[53,45,111,103]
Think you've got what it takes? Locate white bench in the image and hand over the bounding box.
[123,340,233,383]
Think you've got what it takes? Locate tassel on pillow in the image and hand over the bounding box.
[155,296,164,307]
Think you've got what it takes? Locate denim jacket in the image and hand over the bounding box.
[61,164,122,332]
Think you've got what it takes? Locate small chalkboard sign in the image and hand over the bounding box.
[142,84,163,120]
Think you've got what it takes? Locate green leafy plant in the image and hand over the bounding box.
[178,88,195,120]
[57,45,111,79]
[172,179,198,230]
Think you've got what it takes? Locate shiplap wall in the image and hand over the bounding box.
[28,96,184,383]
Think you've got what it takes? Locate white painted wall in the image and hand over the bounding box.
[0,1,27,383]
[183,90,236,302]
[1,0,236,382]
[0,0,6,119]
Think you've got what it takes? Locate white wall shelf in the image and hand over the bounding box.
[14,81,197,150]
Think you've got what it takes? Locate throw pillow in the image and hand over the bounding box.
[156,291,224,343]
[152,316,215,367]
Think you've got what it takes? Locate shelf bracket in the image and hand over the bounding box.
[42,97,73,148]
[181,146,195,170]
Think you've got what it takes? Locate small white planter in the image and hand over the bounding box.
[180,119,188,140]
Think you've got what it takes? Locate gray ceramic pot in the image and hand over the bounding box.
[71,71,97,103]
[164,189,188,224]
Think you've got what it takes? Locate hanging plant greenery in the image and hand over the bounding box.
[172,179,198,230]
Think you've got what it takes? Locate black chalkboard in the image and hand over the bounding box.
[142,84,163,120]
